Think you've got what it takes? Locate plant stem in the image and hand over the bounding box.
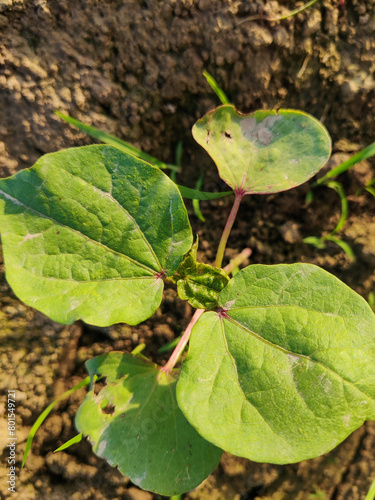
[214,190,244,269]
[161,193,246,374]
[160,308,204,374]
[224,247,252,274]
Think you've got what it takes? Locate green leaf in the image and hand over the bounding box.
[75,352,222,496]
[192,172,206,222]
[303,236,326,249]
[171,239,230,309]
[193,106,331,194]
[0,145,192,326]
[56,112,234,201]
[177,263,375,464]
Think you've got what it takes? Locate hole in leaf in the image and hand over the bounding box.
[101,402,116,415]
[93,377,107,395]
[224,131,232,139]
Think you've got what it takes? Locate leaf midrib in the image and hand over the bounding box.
[65,167,163,271]
[218,317,294,449]
[14,264,156,283]
[0,187,158,276]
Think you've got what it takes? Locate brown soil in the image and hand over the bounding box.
[1,0,375,499]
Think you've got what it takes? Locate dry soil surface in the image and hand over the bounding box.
[1,1,375,499]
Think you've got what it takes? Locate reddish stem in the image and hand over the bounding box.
[160,308,204,375]
[161,191,246,374]
[214,190,245,269]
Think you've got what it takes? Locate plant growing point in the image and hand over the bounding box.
[0,106,374,496]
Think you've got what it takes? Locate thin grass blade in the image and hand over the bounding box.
[158,336,182,354]
[171,140,183,183]
[177,185,233,200]
[192,172,206,221]
[22,376,92,467]
[326,181,348,234]
[131,343,147,356]
[54,433,83,453]
[325,235,355,261]
[55,111,180,172]
[316,141,375,185]
[203,71,230,105]
[365,477,375,500]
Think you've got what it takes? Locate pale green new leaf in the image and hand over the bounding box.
[172,238,230,310]
[75,352,222,496]
[193,106,331,194]
[177,264,375,463]
[0,145,192,326]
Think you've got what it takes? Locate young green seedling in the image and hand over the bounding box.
[304,141,375,259]
[1,105,375,496]
[202,70,375,263]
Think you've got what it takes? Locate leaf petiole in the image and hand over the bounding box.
[160,308,204,374]
[214,190,245,269]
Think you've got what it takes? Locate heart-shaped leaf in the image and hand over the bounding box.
[193,106,331,194]
[177,264,375,463]
[0,145,192,326]
[75,352,222,495]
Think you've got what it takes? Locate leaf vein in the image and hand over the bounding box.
[224,315,374,403]
[0,188,157,275]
